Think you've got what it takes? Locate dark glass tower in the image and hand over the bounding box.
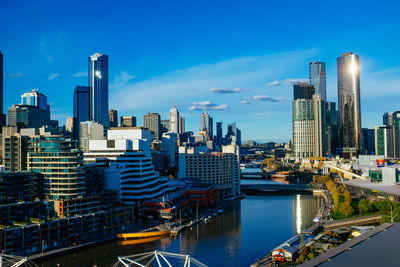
[216,122,223,145]
[293,83,315,100]
[89,53,109,128]
[73,86,90,139]
[0,51,5,129]
[337,52,361,158]
[309,62,326,102]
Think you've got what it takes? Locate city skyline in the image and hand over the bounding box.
[1,1,400,141]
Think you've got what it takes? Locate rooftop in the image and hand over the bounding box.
[344,179,400,196]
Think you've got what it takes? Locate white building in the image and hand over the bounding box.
[84,127,172,205]
[80,121,105,152]
[169,105,179,134]
[178,144,241,196]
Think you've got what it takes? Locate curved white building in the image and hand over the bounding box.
[84,128,172,204]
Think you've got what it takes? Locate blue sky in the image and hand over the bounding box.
[1,0,400,142]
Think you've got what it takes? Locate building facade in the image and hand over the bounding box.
[109,109,118,127]
[326,102,339,156]
[27,136,85,200]
[89,53,109,128]
[337,52,362,158]
[0,51,5,128]
[80,121,105,152]
[8,104,50,129]
[199,112,213,140]
[309,62,326,102]
[169,105,179,134]
[374,125,400,158]
[143,113,161,140]
[179,116,185,134]
[73,86,90,139]
[120,116,136,127]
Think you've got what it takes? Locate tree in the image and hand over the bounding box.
[339,201,354,217]
[343,191,352,203]
[358,199,373,215]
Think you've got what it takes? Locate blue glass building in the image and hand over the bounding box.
[309,62,326,102]
[89,53,109,128]
[73,86,90,139]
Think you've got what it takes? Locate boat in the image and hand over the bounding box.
[118,234,170,245]
[117,230,171,240]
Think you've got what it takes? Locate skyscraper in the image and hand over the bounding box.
[337,52,361,158]
[383,111,400,129]
[309,62,326,102]
[216,122,223,145]
[143,113,161,140]
[89,53,109,128]
[109,109,118,127]
[21,90,48,110]
[226,122,241,145]
[0,50,5,129]
[179,116,185,134]
[200,112,213,139]
[326,102,339,156]
[169,105,179,133]
[73,86,90,139]
[293,83,315,100]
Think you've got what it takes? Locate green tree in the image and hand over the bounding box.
[343,191,352,203]
[358,199,373,215]
[339,201,354,217]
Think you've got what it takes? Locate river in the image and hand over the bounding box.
[38,192,321,267]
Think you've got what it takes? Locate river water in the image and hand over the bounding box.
[38,192,320,267]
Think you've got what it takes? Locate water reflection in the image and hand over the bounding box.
[38,195,319,267]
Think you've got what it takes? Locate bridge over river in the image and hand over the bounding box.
[241,181,312,194]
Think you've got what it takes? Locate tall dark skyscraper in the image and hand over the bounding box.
[89,53,109,128]
[0,51,6,129]
[293,83,315,100]
[337,52,361,158]
[73,86,90,139]
[216,122,223,145]
[309,62,326,102]
[326,102,339,156]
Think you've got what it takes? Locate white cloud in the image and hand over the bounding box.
[110,71,135,90]
[240,100,253,105]
[210,87,246,94]
[7,73,23,77]
[267,78,307,86]
[73,71,87,77]
[189,101,230,111]
[252,95,284,102]
[266,81,280,86]
[48,73,60,80]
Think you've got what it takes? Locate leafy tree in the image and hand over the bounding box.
[343,191,352,203]
[358,199,373,215]
[339,201,354,217]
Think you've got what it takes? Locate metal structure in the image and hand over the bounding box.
[114,251,207,267]
[0,254,38,267]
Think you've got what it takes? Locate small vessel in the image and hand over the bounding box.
[117,230,171,240]
[118,234,170,245]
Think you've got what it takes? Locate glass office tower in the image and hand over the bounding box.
[73,86,90,139]
[337,52,361,158]
[309,62,326,102]
[89,53,109,128]
[0,51,5,128]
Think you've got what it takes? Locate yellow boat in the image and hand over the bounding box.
[118,234,170,245]
[117,230,171,240]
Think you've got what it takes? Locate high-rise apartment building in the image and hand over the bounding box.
[120,116,136,127]
[169,105,179,133]
[73,86,90,139]
[89,53,109,128]
[1,126,30,172]
[109,109,118,127]
[337,52,362,158]
[28,135,85,200]
[143,113,161,140]
[309,62,326,102]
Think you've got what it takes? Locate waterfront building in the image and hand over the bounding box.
[80,121,105,152]
[89,53,109,128]
[326,102,339,156]
[27,135,85,200]
[199,112,213,140]
[169,105,180,133]
[143,112,161,140]
[109,109,118,127]
[84,127,172,205]
[120,115,136,127]
[73,86,90,139]
[226,122,241,146]
[178,144,241,197]
[292,93,325,158]
[374,125,400,158]
[309,62,326,102]
[0,51,5,129]
[179,116,185,134]
[337,52,362,158]
[0,172,43,204]
[162,132,178,164]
